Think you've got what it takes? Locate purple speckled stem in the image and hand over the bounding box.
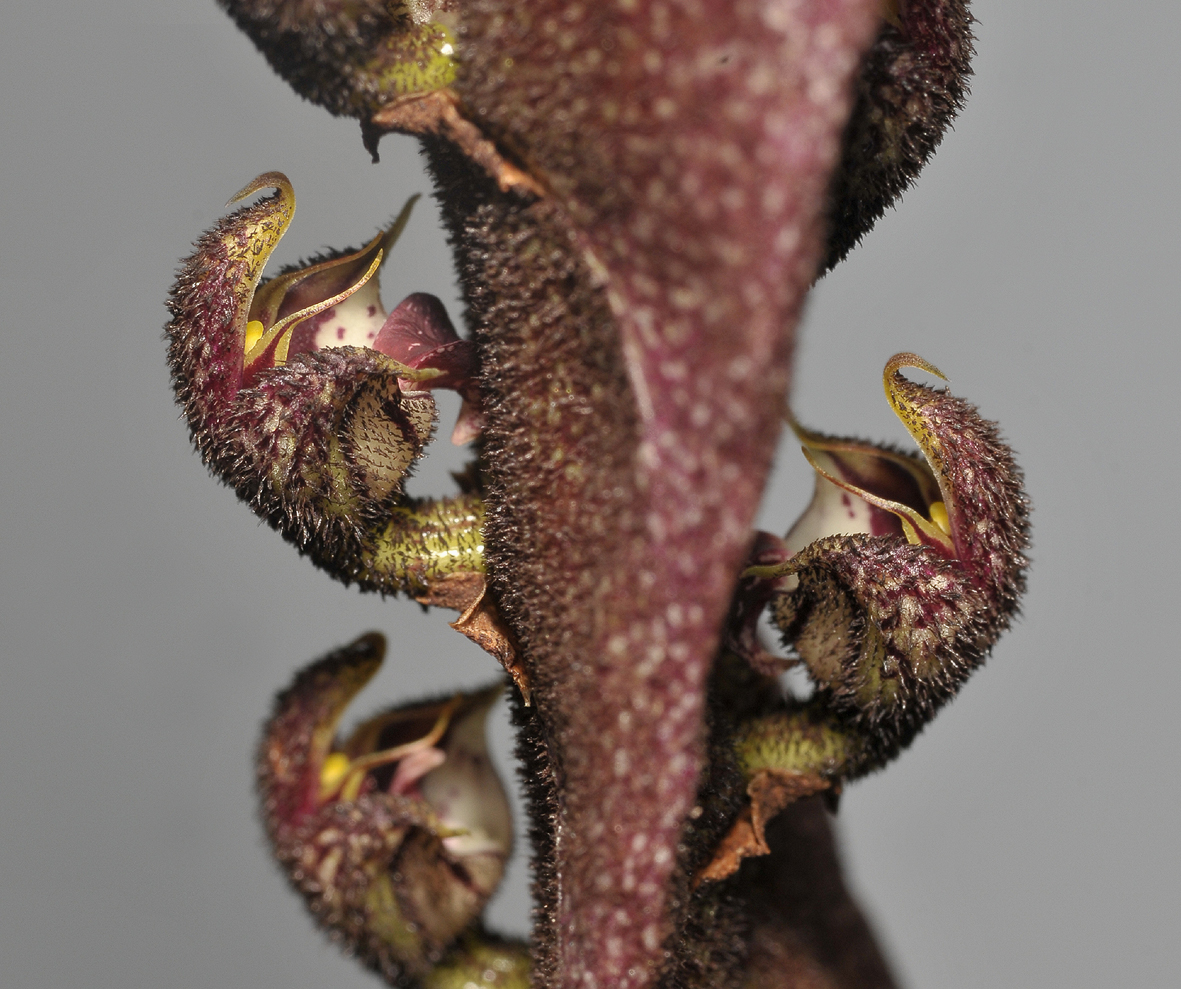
[458,2,882,986]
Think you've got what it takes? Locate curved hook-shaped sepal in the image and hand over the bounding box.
[258,634,513,982]
[168,172,294,445]
[881,353,1030,611]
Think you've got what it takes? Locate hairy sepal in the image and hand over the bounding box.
[258,634,514,983]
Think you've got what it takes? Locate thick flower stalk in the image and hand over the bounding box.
[160,1,1014,987]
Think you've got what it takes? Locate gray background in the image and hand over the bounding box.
[1,2,1177,986]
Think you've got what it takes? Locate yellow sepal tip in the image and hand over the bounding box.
[884,352,947,384]
[226,171,294,208]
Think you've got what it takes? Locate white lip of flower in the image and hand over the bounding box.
[318,685,512,864]
[234,182,483,445]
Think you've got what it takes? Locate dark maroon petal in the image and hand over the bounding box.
[726,531,797,677]
[374,292,461,363]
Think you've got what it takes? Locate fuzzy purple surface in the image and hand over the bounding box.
[169,204,263,435]
[451,2,884,986]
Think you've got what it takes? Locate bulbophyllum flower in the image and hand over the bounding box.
[166,173,486,604]
[735,352,1028,769]
[706,354,1029,882]
[258,633,513,983]
[766,353,1029,758]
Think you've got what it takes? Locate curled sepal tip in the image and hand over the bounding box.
[227,170,294,209]
[258,634,513,982]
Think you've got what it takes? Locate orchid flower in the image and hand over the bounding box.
[258,632,526,985]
